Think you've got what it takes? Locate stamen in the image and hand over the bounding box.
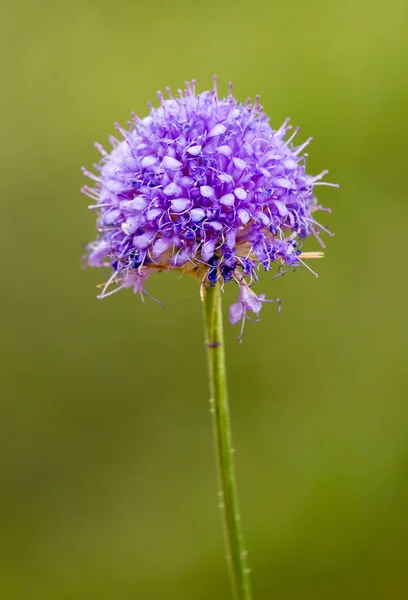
[276,118,290,136]
[131,112,141,124]
[285,127,300,146]
[94,142,107,156]
[97,270,119,298]
[251,95,260,115]
[228,82,233,99]
[309,169,328,182]
[310,219,334,236]
[81,186,100,200]
[312,181,340,188]
[81,167,101,183]
[293,137,312,156]
[212,74,218,100]
[143,290,165,308]
[297,257,319,277]
[157,90,165,106]
[114,122,127,138]
[238,317,246,343]
[88,203,111,210]
[312,205,332,214]
[109,136,119,148]
[311,227,326,248]
[97,283,126,298]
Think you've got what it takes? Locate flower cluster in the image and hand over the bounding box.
[83,78,335,337]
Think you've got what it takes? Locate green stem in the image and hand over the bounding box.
[203,283,252,600]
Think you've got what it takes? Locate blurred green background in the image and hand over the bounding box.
[1,0,408,598]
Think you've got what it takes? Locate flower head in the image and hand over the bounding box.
[83,78,336,334]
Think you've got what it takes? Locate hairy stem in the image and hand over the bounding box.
[203,283,252,600]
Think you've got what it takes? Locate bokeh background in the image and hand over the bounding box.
[1,0,408,598]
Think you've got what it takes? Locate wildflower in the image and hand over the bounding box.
[82,78,336,334]
[229,283,281,342]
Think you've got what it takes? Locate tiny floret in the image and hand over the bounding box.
[83,78,336,337]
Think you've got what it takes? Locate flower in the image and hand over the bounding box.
[229,283,281,342]
[83,78,336,334]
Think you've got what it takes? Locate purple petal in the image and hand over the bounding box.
[257,211,271,226]
[220,193,235,206]
[152,236,172,257]
[226,230,236,248]
[121,216,143,235]
[187,145,202,156]
[253,241,268,262]
[233,157,247,170]
[88,243,109,267]
[105,180,127,194]
[122,272,146,293]
[200,185,215,198]
[171,198,191,213]
[169,249,189,266]
[208,124,226,138]
[274,177,293,189]
[190,208,206,222]
[133,230,155,249]
[234,187,247,200]
[162,156,182,170]
[207,221,223,231]
[147,208,162,220]
[237,208,250,224]
[264,151,281,162]
[103,209,121,225]
[163,182,182,196]
[217,145,232,156]
[283,158,298,170]
[229,302,245,325]
[218,173,233,183]
[121,197,147,211]
[140,155,156,168]
[202,238,217,261]
[245,295,263,314]
[238,285,263,314]
[274,200,288,217]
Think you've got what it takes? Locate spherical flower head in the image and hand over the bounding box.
[82,78,336,336]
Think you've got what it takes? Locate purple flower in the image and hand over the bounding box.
[229,284,281,342]
[83,78,336,335]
